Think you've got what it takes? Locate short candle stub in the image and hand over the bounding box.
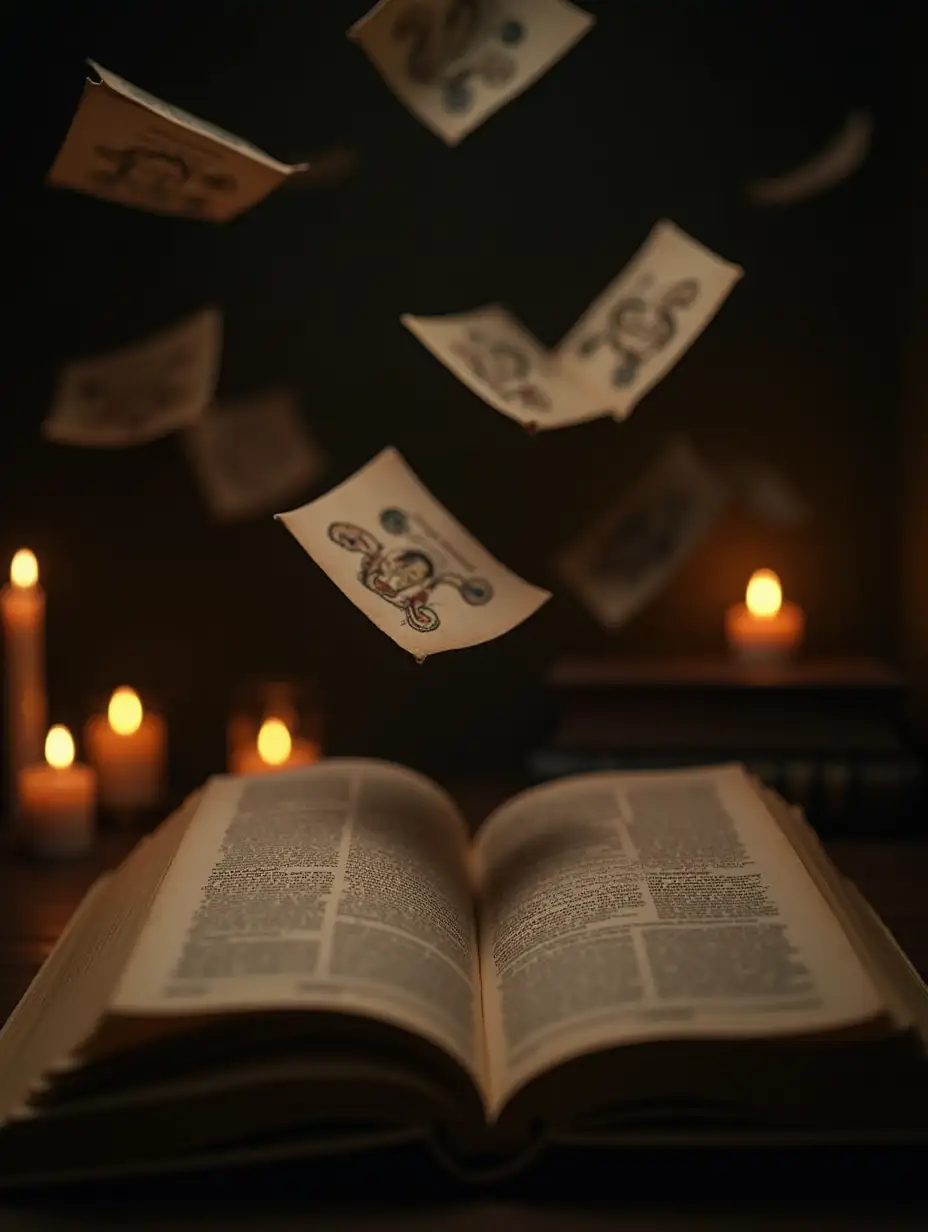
[725,568,805,665]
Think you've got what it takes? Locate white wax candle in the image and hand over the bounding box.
[20,726,96,859]
[1,549,48,821]
[85,687,166,816]
[229,716,320,776]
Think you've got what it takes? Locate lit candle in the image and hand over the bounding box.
[85,687,167,818]
[1,549,48,823]
[19,726,96,859]
[229,716,320,775]
[725,568,805,662]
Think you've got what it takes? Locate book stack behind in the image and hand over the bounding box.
[529,658,925,835]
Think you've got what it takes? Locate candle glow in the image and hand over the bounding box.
[725,567,804,662]
[108,687,143,736]
[45,725,75,770]
[257,718,292,767]
[21,723,96,858]
[745,569,782,619]
[10,549,38,589]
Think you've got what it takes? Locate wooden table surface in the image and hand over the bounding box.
[1,821,927,1229]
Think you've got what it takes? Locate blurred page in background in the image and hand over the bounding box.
[556,438,728,629]
[43,308,222,448]
[185,390,327,523]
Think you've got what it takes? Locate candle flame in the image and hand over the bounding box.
[745,569,782,619]
[46,725,75,770]
[108,687,143,736]
[10,549,38,589]
[257,718,292,767]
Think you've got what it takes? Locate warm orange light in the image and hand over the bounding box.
[108,687,143,736]
[10,549,38,589]
[745,569,782,619]
[45,725,75,770]
[257,718,292,767]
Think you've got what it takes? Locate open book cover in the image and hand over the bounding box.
[1,760,926,1188]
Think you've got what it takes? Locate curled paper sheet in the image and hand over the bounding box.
[745,109,874,207]
[404,221,742,431]
[402,305,608,431]
[47,61,310,221]
[349,0,594,145]
[43,308,221,448]
[185,390,327,523]
[277,447,550,657]
[556,438,728,629]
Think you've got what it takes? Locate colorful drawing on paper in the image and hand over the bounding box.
[328,510,494,633]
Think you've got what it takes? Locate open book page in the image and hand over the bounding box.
[0,795,200,1123]
[474,764,886,1114]
[111,761,485,1090]
[757,788,923,1037]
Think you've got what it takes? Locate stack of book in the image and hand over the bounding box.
[529,658,925,835]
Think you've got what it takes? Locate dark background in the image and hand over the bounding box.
[1,0,918,791]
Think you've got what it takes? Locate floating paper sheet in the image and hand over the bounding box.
[556,438,728,629]
[745,109,874,208]
[277,447,550,657]
[43,308,221,448]
[402,305,607,430]
[403,221,742,430]
[185,390,327,523]
[349,0,593,145]
[47,61,309,221]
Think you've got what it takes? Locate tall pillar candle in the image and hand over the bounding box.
[0,549,47,823]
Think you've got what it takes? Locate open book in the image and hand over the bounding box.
[1,761,926,1187]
